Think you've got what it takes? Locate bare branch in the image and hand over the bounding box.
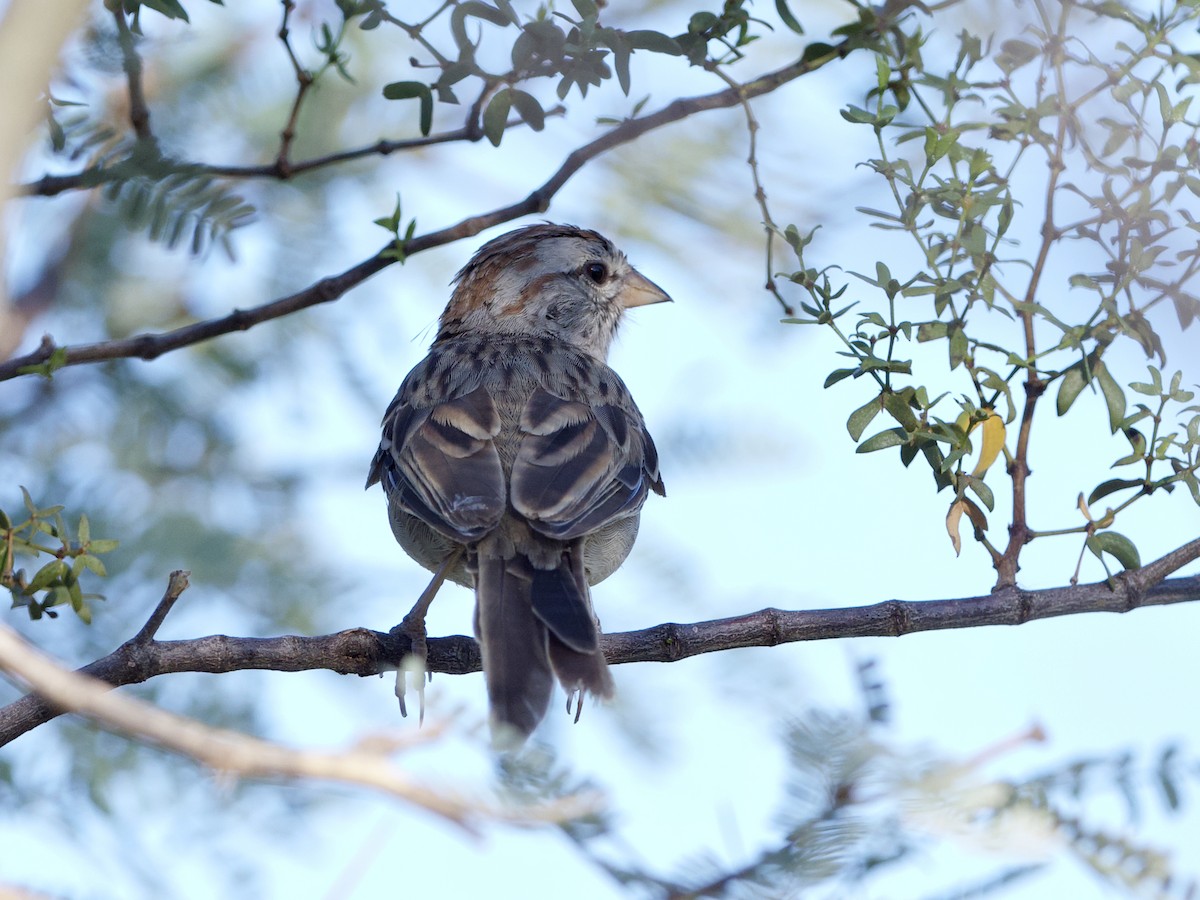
[131,569,191,644]
[275,0,313,176]
[3,547,1197,747]
[0,594,599,827]
[111,5,154,145]
[1,44,848,381]
[704,63,794,316]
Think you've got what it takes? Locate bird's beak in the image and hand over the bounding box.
[619,270,672,308]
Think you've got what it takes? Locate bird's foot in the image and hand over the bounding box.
[395,611,430,724]
[393,549,461,725]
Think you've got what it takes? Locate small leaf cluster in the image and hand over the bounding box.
[113,0,225,26]
[778,0,1200,579]
[374,0,806,147]
[372,194,417,263]
[1,490,118,624]
[45,99,254,258]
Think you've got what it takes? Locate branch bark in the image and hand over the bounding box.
[3,566,1197,748]
[0,42,848,381]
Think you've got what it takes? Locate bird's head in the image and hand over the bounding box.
[437,223,670,359]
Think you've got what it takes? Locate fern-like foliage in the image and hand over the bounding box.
[100,166,255,258]
[46,100,255,257]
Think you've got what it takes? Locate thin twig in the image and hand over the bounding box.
[705,63,794,316]
[1,43,849,383]
[275,0,313,175]
[111,4,155,144]
[997,0,1071,588]
[130,569,190,644]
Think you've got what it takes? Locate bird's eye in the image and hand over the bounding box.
[584,262,608,284]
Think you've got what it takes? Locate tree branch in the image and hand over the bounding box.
[111,5,155,145]
[20,110,566,197]
[274,0,312,176]
[0,42,848,381]
[3,548,1197,747]
[0,609,598,829]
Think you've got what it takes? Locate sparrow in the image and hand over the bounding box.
[366,223,668,744]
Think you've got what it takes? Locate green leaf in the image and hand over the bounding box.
[1095,362,1126,433]
[508,90,545,131]
[1112,428,1147,467]
[451,1,512,51]
[840,105,876,125]
[381,81,428,101]
[996,39,1040,74]
[916,321,948,342]
[1088,478,1144,504]
[381,81,434,136]
[881,389,919,431]
[948,323,968,370]
[28,560,68,592]
[1087,531,1141,571]
[137,0,191,22]
[483,90,513,146]
[824,368,856,388]
[775,0,804,35]
[857,427,907,453]
[1129,366,1163,397]
[1056,363,1088,416]
[847,394,882,441]
[625,30,683,55]
[74,554,108,578]
[800,42,836,66]
[968,477,995,511]
[996,198,1013,237]
[570,0,599,19]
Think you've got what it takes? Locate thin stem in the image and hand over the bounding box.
[276,0,314,175]
[111,5,154,144]
[705,63,794,315]
[996,0,1072,588]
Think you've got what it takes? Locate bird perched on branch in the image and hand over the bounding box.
[367,223,668,745]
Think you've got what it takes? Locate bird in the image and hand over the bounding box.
[366,223,669,745]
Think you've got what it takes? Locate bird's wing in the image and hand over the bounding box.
[367,380,505,542]
[511,383,664,541]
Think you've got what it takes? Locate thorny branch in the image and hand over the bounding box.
[3,536,1199,747]
[0,42,849,382]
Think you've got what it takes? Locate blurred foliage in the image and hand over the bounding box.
[501,663,1200,898]
[778,0,1200,586]
[1,488,118,624]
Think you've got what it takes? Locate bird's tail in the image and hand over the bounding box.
[474,549,613,745]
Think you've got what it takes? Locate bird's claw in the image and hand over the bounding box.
[565,689,584,724]
[393,549,460,725]
[395,613,429,724]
